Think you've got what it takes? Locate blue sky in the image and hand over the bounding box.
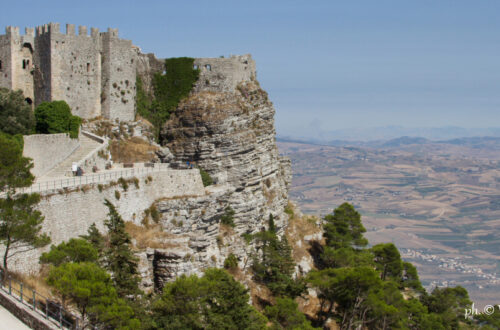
[2,1,499,137]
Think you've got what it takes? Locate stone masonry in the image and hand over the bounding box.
[0,23,136,121]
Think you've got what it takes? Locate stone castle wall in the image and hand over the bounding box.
[6,169,205,274]
[0,23,136,121]
[23,133,80,177]
[43,23,102,119]
[101,29,136,121]
[193,54,256,93]
[0,27,35,102]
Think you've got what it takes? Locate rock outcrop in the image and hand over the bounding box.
[134,55,292,291]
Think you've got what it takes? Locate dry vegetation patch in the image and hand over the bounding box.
[110,137,159,163]
[125,222,179,250]
[284,202,322,262]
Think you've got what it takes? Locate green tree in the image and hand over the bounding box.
[321,246,374,269]
[323,203,368,250]
[307,266,382,328]
[421,286,472,329]
[0,133,33,193]
[264,297,317,329]
[40,238,99,267]
[252,222,305,298]
[152,268,265,329]
[34,100,81,138]
[0,193,50,271]
[46,262,140,328]
[402,261,424,292]
[371,243,403,281]
[0,88,35,135]
[80,223,105,262]
[268,214,276,233]
[103,199,141,298]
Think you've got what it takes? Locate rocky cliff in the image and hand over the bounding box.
[136,55,292,291]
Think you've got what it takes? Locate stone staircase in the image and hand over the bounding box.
[42,134,101,179]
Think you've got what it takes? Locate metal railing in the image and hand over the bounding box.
[0,270,84,329]
[17,164,174,194]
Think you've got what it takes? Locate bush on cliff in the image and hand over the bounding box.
[34,100,81,138]
[199,168,213,187]
[0,88,35,135]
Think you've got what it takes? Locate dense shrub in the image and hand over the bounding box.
[34,100,81,138]
[0,88,35,135]
[224,253,238,270]
[220,206,235,227]
[199,168,213,187]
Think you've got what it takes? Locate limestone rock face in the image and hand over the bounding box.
[163,79,290,230]
[138,77,292,291]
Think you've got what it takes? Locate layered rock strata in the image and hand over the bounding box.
[136,57,292,290]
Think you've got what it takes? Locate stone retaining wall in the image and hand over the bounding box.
[23,133,80,177]
[5,169,205,274]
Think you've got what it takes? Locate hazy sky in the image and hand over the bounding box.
[2,1,499,137]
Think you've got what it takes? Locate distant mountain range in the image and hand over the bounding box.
[277,135,500,149]
[278,126,500,143]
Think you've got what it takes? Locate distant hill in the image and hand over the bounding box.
[278,126,500,143]
[278,135,500,150]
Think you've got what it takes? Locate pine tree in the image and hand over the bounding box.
[80,223,105,263]
[103,199,141,298]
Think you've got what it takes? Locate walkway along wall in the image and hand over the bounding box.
[5,169,205,274]
[23,133,80,178]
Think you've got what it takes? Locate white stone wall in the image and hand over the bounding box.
[23,133,80,177]
[4,169,205,273]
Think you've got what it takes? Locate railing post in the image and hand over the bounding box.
[59,305,63,328]
[45,300,48,318]
[32,290,36,310]
[9,277,11,295]
[20,283,23,302]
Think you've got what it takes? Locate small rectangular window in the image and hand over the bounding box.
[22,60,26,69]
[0,60,2,71]
[87,63,90,72]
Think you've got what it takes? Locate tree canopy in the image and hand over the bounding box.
[151,268,266,330]
[323,202,368,249]
[0,133,33,193]
[34,100,81,138]
[0,88,35,135]
[40,238,99,267]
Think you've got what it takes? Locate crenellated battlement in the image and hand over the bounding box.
[0,22,135,121]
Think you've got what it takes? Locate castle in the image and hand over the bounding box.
[0,23,136,121]
[0,22,259,123]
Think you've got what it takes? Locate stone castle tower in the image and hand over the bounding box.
[0,23,136,121]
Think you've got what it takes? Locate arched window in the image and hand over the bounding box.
[205,64,211,71]
[25,98,32,105]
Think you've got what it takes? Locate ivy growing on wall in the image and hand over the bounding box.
[136,57,200,142]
